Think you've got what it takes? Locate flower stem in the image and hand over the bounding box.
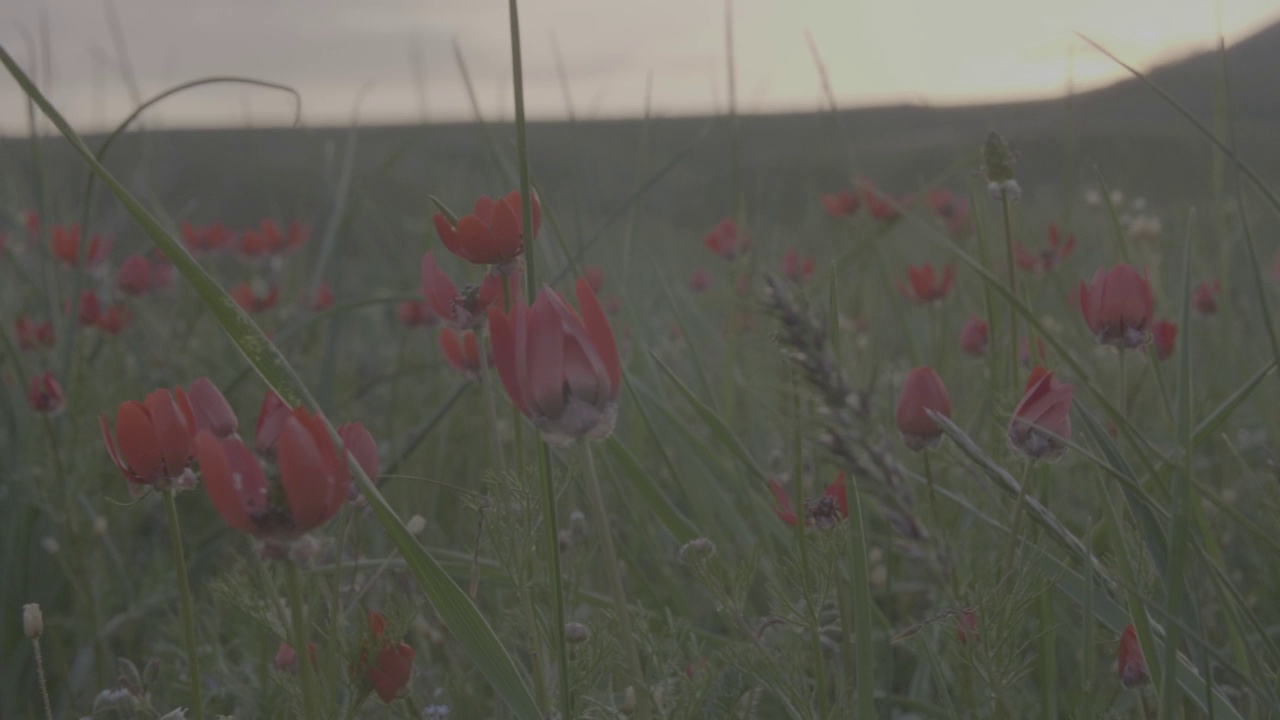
[536,441,573,717]
[163,488,205,720]
[506,0,536,305]
[580,441,648,719]
[789,369,826,715]
[477,333,506,474]
[31,638,53,720]
[1001,191,1019,389]
[284,561,321,720]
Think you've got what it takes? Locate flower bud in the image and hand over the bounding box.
[565,622,591,644]
[23,603,43,639]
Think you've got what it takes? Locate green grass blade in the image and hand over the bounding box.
[651,352,769,483]
[0,43,544,720]
[605,436,699,543]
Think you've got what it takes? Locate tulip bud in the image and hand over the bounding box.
[23,603,43,639]
[895,368,952,452]
[565,622,591,644]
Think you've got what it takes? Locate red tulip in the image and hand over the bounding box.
[117,254,154,297]
[1117,624,1149,688]
[77,290,102,327]
[16,317,55,351]
[768,475,849,528]
[439,327,484,376]
[26,210,41,235]
[239,219,307,260]
[897,264,955,304]
[704,218,749,260]
[196,404,376,543]
[928,188,970,238]
[782,249,816,284]
[97,305,129,335]
[1192,280,1219,315]
[1008,366,1073,461]
[895,367,952,451]
[858,180,908,223]
[1014,223,1076,274]
[353,612,415,703]
[1152,319,1177,361]
[100,387,198,492]
[150,251,176,289]
[489,278,621,443]
[959,317,989,358]
[51,224,112,267]
[821,189,861,217]
[1079,264,1153,349]
[27,372,65,415]
[434,191,538,267]
[421,252,510,330]
[187,377,238,438]
[689,269,711,294]
[180,222,234,254]
[396,298,437,328]
[230,281,279,313]
[253,390,292,455]
[274,641,317,674]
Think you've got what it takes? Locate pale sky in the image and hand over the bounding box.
[0,0,1277,133]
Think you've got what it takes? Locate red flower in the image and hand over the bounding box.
[958,317,988,358]
[928,189,971,238]
[16,317,55,351]
[195,402,377,543]
[51,224,112,267]
[1014,223,1076,274]
[1192,280,1219,315]
[1152,319,1177,361]
[231,282,279,313]
[434,191,539,267]
[1117,624,1149,688]
[100,387,198,492]
[26,210,41,235]
[77,290,102,327]
[821,189,861,217]
[858,181,907,223]
[180,222,234,254]
[897,264,955,304]
[150,251,176,289]
[489,278,622,443]
[97,305,129,335]
[895,367,952,452]
[768,475,849,528]
[583,266,605,293]
[421,252,510,330]
[396,299,437,328]
[1079,264,1153,349]
[28,372,65,415]
[187,377,238,438]
[309,283,334,312]
[439,327,485,376]
[1008,366,1073,461]
[239,219,307,260]
[704,218,749,260]
[274,641,317,674]
[117,254,154,297]
[353,612,415,703]
[689,269,711,294]
[956,608,979,644]
[782,249,816,284]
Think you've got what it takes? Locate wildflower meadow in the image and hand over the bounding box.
[4,4,1280,720]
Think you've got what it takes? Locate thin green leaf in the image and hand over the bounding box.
[605,436,699,543]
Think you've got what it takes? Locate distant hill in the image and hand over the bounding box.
[3,19,1280,247]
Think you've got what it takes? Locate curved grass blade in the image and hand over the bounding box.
[0,44,544,720]
[651,352,769,483]
[605,436,698,543]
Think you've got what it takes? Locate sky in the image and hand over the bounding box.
[0,0,1277,133]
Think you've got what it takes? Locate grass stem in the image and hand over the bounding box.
[163,488,205,720]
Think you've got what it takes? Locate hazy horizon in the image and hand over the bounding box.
[2,0,1278,135]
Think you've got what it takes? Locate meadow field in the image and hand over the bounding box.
[4,13,1280,720]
